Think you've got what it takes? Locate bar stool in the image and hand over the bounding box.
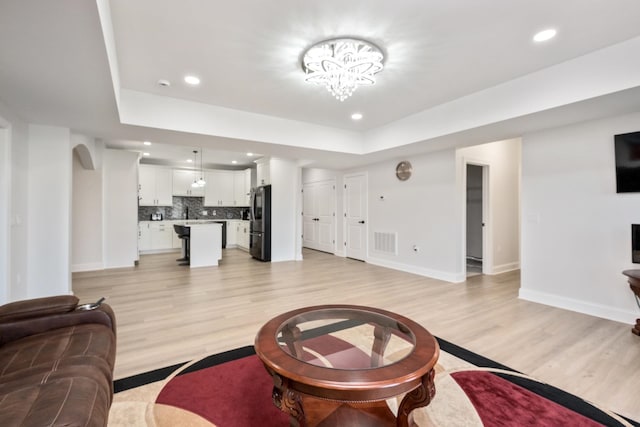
[173,224,190,266]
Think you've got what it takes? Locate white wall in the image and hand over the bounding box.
[520,112,640,323]
[72,148,104,272]
[0,126,9,304]
[457,139,521,274]
[103,149,138,268]
[27,125,72,297]
[0,101,28,302]
[270,158,301,262]
[363,150,461,282]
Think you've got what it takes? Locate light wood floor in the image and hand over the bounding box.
[72,248,640,421]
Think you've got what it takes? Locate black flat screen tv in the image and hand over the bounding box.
[615,131,640,193]
[633,224,640,263]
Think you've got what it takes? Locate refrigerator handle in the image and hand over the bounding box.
[249,189,256,222]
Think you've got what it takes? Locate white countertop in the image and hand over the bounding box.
[140,219,249,224]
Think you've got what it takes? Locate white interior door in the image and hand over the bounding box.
[344,173,367,261]
[302,180,335,253]
[302,183,318,249]
[315,180,335,253]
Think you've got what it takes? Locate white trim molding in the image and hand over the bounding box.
[367,256,466,284]
[519,288,637,324]
[71,262,105,273]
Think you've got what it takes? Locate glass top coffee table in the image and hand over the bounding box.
[254,305,440,427]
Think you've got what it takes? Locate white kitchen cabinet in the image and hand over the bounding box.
[151,222,173,249]
[227,220,239,247]
[139,221,175,252]
[138,222,151,251]
[234,170,250,206]
[238,220,250,250]
[255,158,270,186]
[139,166,173,206]
[204,170,235,206]
[172,170,204,197]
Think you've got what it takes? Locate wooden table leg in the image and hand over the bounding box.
[372,325,391,368]
[396,369,436,427]
[281,323,304,358]
[270,372,306,427]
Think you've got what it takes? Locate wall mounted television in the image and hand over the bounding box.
[633,224,640,263]
[614,131,640,193]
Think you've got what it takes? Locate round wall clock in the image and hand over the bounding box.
[395,161,412,181]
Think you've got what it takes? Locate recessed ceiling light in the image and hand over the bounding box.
[187,159,193,163]
[142,152,150,156]
[533,28,557,43]
[184,75,201,85]
[351,113,363,120]
[246,152,254,157]
[231,160,238,164]
[143,141,151,146]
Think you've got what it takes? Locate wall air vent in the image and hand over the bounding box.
[373,231,397,255]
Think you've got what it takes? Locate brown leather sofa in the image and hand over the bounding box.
[0,295,116,426]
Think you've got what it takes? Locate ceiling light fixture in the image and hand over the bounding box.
[143,141,151,146]
[196,148,206,187]
[187,159,193,163]
[533,28,557,42]
[142,152,150,157]
[246,152,254,157]
[302,38,384,102]
[351,113,363,120]
[191,149,206,188]
[184,75,201,85]
[191,150,199,188]
[231,160,238,164]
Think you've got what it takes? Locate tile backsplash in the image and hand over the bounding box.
[139,197,246,221]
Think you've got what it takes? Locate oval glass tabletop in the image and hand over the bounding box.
[275,307,416,370]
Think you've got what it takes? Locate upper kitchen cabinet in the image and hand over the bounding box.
[204,169,251,206]
[204,170,235,206]
[255,158,270,186]
[172,169,204,197]
[139,165,173,206]
[234,169,251,206]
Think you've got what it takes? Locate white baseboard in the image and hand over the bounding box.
[518,288,637,324]
[72,262,104,273]
[489,261,520,275]
[367,256,465,283]
[139,248,180,255]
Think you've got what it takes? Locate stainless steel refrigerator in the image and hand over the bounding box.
[249,184,271,261]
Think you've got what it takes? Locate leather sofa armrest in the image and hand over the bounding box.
[0,303,116,346]
[0,295,79,322]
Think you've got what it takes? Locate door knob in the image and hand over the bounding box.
[358,220,365,224]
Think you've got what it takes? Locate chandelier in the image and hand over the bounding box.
[302,38,384,102]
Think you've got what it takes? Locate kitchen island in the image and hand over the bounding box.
[174,221,223,268]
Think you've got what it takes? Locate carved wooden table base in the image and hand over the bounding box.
[622,270,640,336]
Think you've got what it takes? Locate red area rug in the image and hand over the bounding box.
[451,371,602,427]
[113,338,636,426]
[156,354,288,427]
[153,353,630,427]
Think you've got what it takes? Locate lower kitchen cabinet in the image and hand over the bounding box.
[139,221,175,252]
[227,220,239,247]
[238,220,250,250]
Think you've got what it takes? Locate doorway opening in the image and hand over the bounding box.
[466,164,485,276]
